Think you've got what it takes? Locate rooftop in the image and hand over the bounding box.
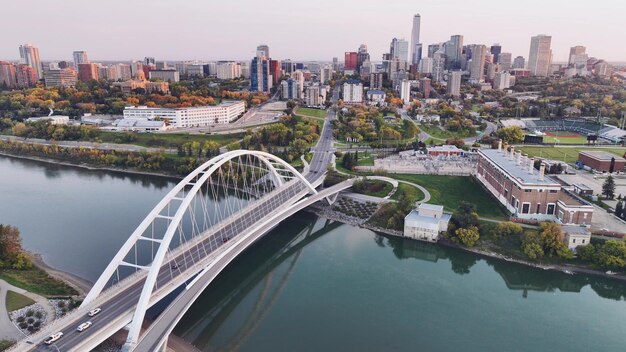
[404,210,451,230]
[429,145,463,152]
[579,151,624,161]
[479,149,560,186]
[418,203,444,212]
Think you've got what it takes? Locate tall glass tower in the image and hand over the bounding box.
[410,14,421,65]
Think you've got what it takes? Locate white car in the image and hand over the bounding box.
[44,332,63,345]
[77,321,92,332]
[88,307,101,317]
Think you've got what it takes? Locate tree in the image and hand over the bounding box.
[595,240,626,271]
[602,176,616,199]
[451,202,479,229]
[495,221,523,238]
[445,137,465,148]
[455,226,480,247]
[615,201,624,217]
[537,222,572,258]
[521,231,544,260]
[496,126,524,144]
[609,157,616,173]
[0,225,23,264]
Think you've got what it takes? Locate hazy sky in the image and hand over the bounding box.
[2,0,625,62]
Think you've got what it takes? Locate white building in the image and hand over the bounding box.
[216,61,241,80]
[113,119,167,132]
[400,79,412,104]
[493,71,511,90]
[26,115,70,125]
[304,85,322,107]
[148,69,180,82]
[528,35,552,77]
[419,57,433,74]
[562,225,591,251]
[403,203,451,242]
[366,89,386,105]
[186,64,205,77]
[123,101,245,128]
[342,80,363,104]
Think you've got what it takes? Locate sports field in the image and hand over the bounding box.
[518,146,626,163]
[539,131,589,145]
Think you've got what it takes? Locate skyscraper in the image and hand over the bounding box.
[447,71,462,97]
[444,35,464,70]
[0,61,16,88]
[19,44,42,80]
[390,38,409,62]
[490,44,502,64]
[469,45,487,83]
[528,35,552,77]
[410,14,421,65]
[499,52,512,71]
[78,63,99,82]
[568,46,587,67]
[344,52,358,71]
[73,51,89,66]
[513,56,525,69]
[357,44,370,74]
[256,45,270,58]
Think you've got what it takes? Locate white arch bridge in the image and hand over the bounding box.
[16,150,353,352]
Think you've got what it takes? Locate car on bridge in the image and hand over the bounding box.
[77,321,92,332]
[88,307,101,317]
[44,332,63,345]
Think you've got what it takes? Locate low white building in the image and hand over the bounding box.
[403,203,451,242]
[26,115,70,125]
[113,119,167,132]
[562,225,591,251]
[123,101,245,128]
[366,89,386,105]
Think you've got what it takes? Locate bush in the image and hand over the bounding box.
[454,226,480,247]
[16,316,25,323]
[25,309,34,317]
[18,322,27,329]
[495,222,523,239]
[27,318,34,324]
[34,311,43,319]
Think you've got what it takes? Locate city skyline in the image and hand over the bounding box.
[1,0,625,63]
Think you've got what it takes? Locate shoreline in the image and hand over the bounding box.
[0,151,182,181]
[30,252,93,297]
[305,207,626,283]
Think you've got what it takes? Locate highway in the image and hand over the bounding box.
[28,84,340,352]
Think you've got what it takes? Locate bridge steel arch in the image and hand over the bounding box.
[134,180,355,351]
[81,150,319,351]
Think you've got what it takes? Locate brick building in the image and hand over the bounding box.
[578,151,626,172]
[476,144,593,225]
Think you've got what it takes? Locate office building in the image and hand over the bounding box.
[44,67,77,88]
[419,57,433,74]
[469,45,487,83]
[269,59,281,86]
[513,56,525,69]
[344,52,358,72]
[186,64,204,77]
[78,63,99,82]
[445,35,464,69]
[390,38,409,62]
[410,14,421,65]
[19,44,42,80]
[73,51,89,66]
[499,53,512,71]
[370,72,384,89]
[332,57,339,71]
[321,66,333,84]
[256,45,270,58]
[357,44,370,74]
[490,44,502,63]
[447,71,462,97]
[427,43,442,58]
[569,46,586,66]
[476,147,593,225]
[144,57,156,66]
[250,54,272,93]
[216,61,241,80]
[342,80,363,104]
[0,61,16,88]
[14,65,37,88]
[112,80,169,94]
[148,69,179,83]
[123,101,245,127]
[432,50,446,82]
[528,35,552,76]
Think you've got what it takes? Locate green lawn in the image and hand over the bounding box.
[0,267,77,297]
[96,131,244,149]
[391,182,425,202]
[419,124,476,139]
[6,290,35,312]
[390,174,509,219]
[519,146,626,163]
[296,107,328,119]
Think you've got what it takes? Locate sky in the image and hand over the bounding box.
[2,0,625,63]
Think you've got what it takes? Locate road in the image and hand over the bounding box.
[27,85,340,352]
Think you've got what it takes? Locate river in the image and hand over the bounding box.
[0,155,625,351]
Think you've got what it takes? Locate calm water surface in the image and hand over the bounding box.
[0,155,625,351]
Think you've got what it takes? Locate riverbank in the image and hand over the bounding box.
[306,206,626,283]
[0,151,181,181]
[30,253,92,297]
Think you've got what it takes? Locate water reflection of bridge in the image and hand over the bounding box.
[174,215,341,351]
